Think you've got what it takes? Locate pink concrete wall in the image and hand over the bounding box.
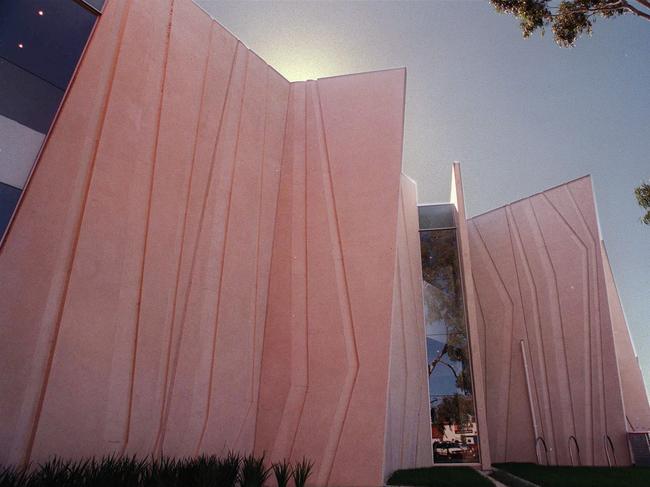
[469,176,638,466]
[383,175,433,479]
[601,242,650,433]
[253,69,428,487]
[0,0,290,464]
[0,0,430,483]
[449,163,492,469]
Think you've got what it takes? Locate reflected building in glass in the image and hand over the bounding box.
[0,0,649,483]
[0,0,103,238]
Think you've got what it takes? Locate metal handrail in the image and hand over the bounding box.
[535,436,550,466]
[604,435,617,467]
[568,435,581,466]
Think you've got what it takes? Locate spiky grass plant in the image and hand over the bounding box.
[0,463,31,487]
[291,457,313,487]
[272,459,292,487]
[238,453,270,487]
[0,452,313,487]
[215,452,241,487]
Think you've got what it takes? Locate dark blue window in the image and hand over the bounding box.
[0,0,99,241]
[0,182,22,236]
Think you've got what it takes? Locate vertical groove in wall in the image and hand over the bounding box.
[287,80,310,460]
[508,205,556,458]
[22,0,134,464]
[531,197,579,457]
[121,0,188,454]
[565,185,596,462]
[149,40,240,455]
[314,83,360,486]
[504,206,544,443]
[252,84,292,454]
[542,192,594,455]
[471,178,633,467]
[193,48,251,455]
[472,219,515,459]
[233,64,271,450]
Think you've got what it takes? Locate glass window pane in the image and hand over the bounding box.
[0,182,21,237]
[420,228,479,463]
[431,394,480,463]
[421,229,467,336]
[0,0,98,241]
[79,0,106,13]
[0,0,96,89]
[418,203,455,230]
[0,59,63,134]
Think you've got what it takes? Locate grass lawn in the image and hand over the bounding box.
[387,466,493,487]
[494,462,650,487]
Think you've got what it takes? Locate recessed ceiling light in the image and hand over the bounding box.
[18,43,24,49]
[38,10,44,16]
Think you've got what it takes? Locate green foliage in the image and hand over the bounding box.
[238,453,270,487]
[490,0,648,47]
[0,453,311,487]
[431,394,476,433]
[271,459,292,487]
[387,466,493,487]
[291,458,313,487]
[635,182,650,225]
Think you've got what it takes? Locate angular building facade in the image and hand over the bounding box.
[0,0,648,485]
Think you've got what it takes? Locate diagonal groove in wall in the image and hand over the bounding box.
[152,40,242,454]
[534,195,582,448]
[471,218,515,460]
[287,81,310,460]
[23,0,135,464]
[193,48,251,455]
[252,78,293,456]
[123,0,200,454]
[566,184,600,461]
[232,62,271,451]
[543,191,595,459]
[508,205,557,460]
[504,206,545,445]
[313,82,360,486]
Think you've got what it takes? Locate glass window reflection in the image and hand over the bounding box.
[0,0,98,241]
[420,227,480,463]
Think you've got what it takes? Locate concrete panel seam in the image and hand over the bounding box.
[192,48,251,455]
[313,82,360,486]
[23,0,135,464]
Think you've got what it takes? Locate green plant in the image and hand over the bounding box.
[215,452,241,487]
[272,459,292,487]
[238,453,270,487]
[291,458,313,487]
[0,463,31,487]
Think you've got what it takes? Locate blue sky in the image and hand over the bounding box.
[197,0,650,390]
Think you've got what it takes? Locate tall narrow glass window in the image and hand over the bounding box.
[419,204,480,464]
[0,0,98,240]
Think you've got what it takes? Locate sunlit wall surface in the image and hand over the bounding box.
[0,0,100,238]
[419,204,480,464]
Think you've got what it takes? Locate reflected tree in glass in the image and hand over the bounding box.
[420,230,472,395]
[420,228,479,463]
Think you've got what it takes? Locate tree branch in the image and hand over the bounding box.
[634,0,650,11]
[622,0,650,20]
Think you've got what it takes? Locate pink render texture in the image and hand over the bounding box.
[0,0,430,484]
[1,0,647,483]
